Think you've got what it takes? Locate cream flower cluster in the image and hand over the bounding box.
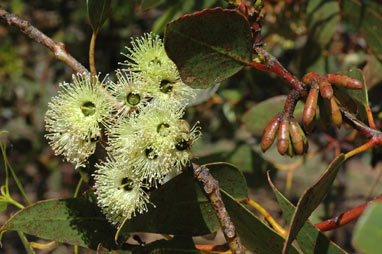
[44,33,201,226]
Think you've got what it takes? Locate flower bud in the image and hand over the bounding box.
[261,114,281,152]
[327,74,362,89]
[303,83,319,129]
[290,119,305,155]
[277,118,290,155]
[319,79,333,99]
[324,97,342,128]
[302,72,320,86]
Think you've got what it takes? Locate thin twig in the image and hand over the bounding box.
[241,199,287,237]
[89,31,98,76]
[0,8,89,74]
[315,194,382,231]
[17,231,36,254]
[191,163,245,254]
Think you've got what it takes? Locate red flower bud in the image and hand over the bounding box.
[319,79,333,99]
[261,114,281,152]
[277,118,290,155]
[327,74,362,89]
[303,83,319,129]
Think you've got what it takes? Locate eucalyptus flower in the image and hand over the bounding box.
[121,33,177,79]
[94,156,150,226]
[45,73,112,168]
[107,102,201,184]
[108,69,154,114]
[121,33,196,106]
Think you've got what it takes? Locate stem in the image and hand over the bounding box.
[344,139,377,160]
[191,163,245,254]
[315,194,382,231]
[73,176,83,254]
[89,31,98,77]
[0,137,10,195]
[73,176,83,198]
[0,8,89,74]
[6,159,31,205]
[242,199,287,237]
[339,105,377,139]
[248,47,308,96]
[5,199,24,209]
[195,244,229,252]
[366,104,377,129]
[282,89,302,117]
[17,231,36,254]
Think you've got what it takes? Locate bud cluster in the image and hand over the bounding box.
[261,114,308,156]
[261,71,362,156]
[44,33,201,226]
[302,72,362,132]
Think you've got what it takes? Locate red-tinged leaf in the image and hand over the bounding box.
[282,154,346,254]
[340,0,382,62]
[164,7,252,88]
[0,192,124,250]
[0,164,247,249]
[268,173,348,254]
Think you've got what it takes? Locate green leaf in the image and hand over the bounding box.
[0,192,124,250]
[87,0,111,32]
[353,202,382,254]
[306,0,340,47]
[228,144,277,188]
[141,0,163,11]
[0,163,247,249]
[221,190,301,254]
[340,0,382,62]
[120,162,248,236]
[282,154,346,254]
[268,174,348,254]
[164,7,252,88]
[241,95,305,136]
[134,236,202,254]
[336,69,369,121]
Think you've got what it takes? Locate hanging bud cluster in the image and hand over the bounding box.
[44,33,201,226]
[302,72,362,132]
[261,71,362,156]
[261,114,308,157]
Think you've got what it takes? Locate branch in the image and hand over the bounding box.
[190,163,245,254]
[315,194,382,231]
[0,8,89,74]
[282,89,302,117]
[339,105,377,139]
[248,47,308,96]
